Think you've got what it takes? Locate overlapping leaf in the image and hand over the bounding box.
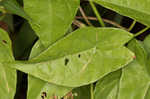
[72,85,91,99]
[92,0,150,26]
[0,0,29,19]
[27,76,72,99]
[23,0,81,96]
[0,29,16,99]
[0,28,14,62]
[14,22,73,99]
[12,27,134,87]
[94,39,150,99]
[94,70,121,99]
[24,0,80,51]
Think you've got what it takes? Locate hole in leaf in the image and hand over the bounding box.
[41,92,47,99]
[41,95,44,99]
[65,58,69,66]
[2,40,7,44]
[42,92,47,97]
[78,54,81,58]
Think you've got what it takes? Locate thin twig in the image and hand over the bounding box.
[76,16,127,30]
[73,20,86,27]
[79,7,93,26]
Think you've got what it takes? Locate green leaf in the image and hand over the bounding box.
[24,0,80,49]
[0,29,16,99]
[27,76,72,99]
[143,34,150,55]
[30,27,133,62]
[118,40,149,99]
[13,21,37,59]
[92,0,150,26]
[0,28,14,62]
[0,0,29,19]
[94,39,150,99]
[12,27,134,87]
[72,85,91,99]
[19,22,73,99]
[94,70,121,99]
[0,64,16,99]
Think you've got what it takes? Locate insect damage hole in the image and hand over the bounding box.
[65,58,69,66]
[2,40,7,44]
[41,92,47,99]
[78,54,81,58]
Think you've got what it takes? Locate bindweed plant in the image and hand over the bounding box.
[0,0,150,99]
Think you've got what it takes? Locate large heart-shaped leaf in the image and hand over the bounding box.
[24,0,80,50]
[94,39,150,99]
[92,0,150,26]
[12,27,134,87]
[0,29,16,99]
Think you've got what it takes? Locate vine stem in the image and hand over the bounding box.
[79,7,93,26]
[90,84,94,99]
[128,20,136,31]
[73,20,86,27]
[89,1,105,27]
[134,27,149,37]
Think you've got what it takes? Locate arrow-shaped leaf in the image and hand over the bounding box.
[12,27,134,87]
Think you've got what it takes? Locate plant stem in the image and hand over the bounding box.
[134,27,149,37]
[128,20,136,31]
[79,7,93,26]
[76,16,127,30]
[90,84,94,99]
[89,1,105,27]
[73,20,86,27]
